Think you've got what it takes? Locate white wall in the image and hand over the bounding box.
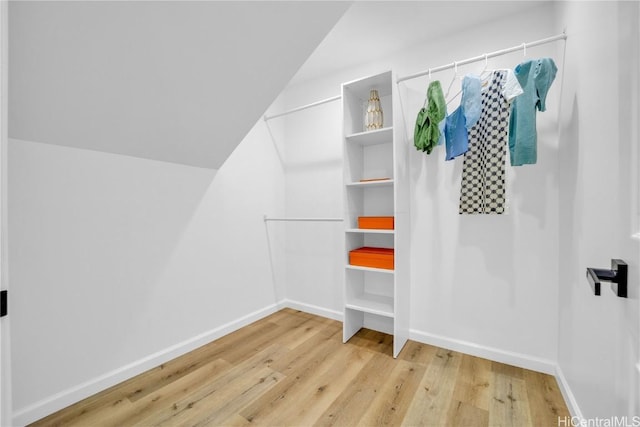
[278,2,561,370]
[279,100,344,318]
[556,1,640,418]
[7,1,336,422]
[8,118,285,424]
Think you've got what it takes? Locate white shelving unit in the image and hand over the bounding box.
[341,70,410,358]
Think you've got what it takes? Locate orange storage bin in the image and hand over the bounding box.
[358,216,394,230]
[349,247,394,270]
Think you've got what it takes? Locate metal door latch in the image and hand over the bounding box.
[0,290,6,317]
[586,259,627,298]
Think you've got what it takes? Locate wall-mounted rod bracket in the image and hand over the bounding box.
[586,259,627,298]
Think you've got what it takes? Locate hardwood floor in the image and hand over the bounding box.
[30,309,569,426]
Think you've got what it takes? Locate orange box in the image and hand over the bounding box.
[358,216,394,230]
[349,247,394,270]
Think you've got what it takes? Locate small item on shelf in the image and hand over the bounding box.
[364,89,384,131]
[359,177,391,182]
[358,216,394,230]
[349,247,394,270]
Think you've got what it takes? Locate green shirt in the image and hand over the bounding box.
[414,80,446,154]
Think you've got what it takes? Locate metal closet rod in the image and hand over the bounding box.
[396,31,567,83]
[264,215,343,222]
[262,32,567,121]
[263,95,341,121]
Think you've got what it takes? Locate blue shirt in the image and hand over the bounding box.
[509,58,557,166]
[445,107,467,161]
[444,75,482,161]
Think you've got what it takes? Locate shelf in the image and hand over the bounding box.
[346,265,394,274]
[345,293,394,318]
[346,179,394,188]
[343,71,393,99]
[346,228,394,234]
[345,127,393,146]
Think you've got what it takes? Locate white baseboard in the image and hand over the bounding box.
[277,305,558,376]
[15,301,577,426]
[282,298,343,321]
[12,302,284,426]
[554,364,583,419]
[411,329,585,418]
[409,329,557,375]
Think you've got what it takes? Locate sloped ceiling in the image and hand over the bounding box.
[8,1,350,169]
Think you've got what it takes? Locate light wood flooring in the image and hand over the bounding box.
[31,309,569,426]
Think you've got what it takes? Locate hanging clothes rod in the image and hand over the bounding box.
[263,216,343,222]
[396,32,567,84]
[263,95,341,121]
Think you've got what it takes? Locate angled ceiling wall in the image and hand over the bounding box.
[8,1,350,169]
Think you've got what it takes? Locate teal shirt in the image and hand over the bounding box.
[509,58,557,166]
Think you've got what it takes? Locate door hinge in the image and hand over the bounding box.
[0,290,6,317]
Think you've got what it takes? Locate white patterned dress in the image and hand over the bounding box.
[459,70,521,214]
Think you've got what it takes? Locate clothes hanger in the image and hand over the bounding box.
[446,88,462,106]
[422,68,432,108]
[478,53,493,87]
[446,62,467,106]
[448,53,492,105]
[479,53,491,78]
[444,62,459,99]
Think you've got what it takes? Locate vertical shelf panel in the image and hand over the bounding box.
[392,76,410,358]
[343,308,364,343]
